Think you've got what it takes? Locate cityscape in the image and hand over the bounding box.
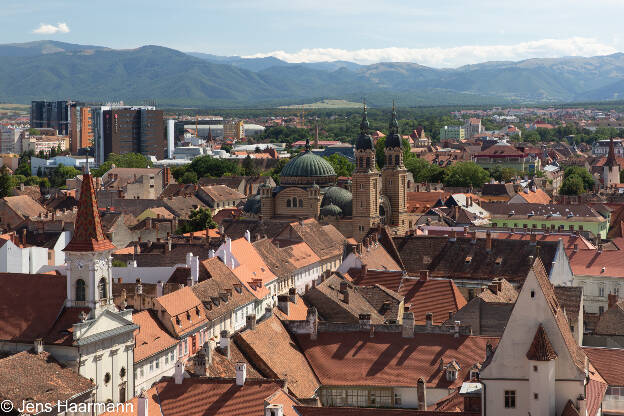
[4,2,624,416]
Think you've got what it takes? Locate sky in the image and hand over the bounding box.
[2,0,624,67]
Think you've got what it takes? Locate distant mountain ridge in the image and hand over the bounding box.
[1,40,624,106]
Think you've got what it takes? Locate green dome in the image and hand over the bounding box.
[280,149,337,186]
[321,186,352,217]
[320,203,343,217]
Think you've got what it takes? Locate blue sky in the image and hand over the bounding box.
[3,0,624,67]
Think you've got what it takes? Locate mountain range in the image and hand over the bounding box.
[1,40,624,107]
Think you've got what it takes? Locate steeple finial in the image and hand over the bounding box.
[360,99,369,134]
[389,100,399,135]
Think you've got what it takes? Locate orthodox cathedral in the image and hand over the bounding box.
[244,105,417,241]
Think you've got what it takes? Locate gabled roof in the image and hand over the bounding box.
[200,185,245,202]
[526,324,558,361]
[398,278,467,324]
[154,286,207,337]
[296,330,498,389]
[584,347,624,386]
[155,378,298,416]
[0,351,94,409]
[133,310,178,363]
[234,315,320,398]
[64,173,116,252]
[230,237,278,287]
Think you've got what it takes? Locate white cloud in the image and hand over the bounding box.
[243,37,618,68]
[33,22,70,35]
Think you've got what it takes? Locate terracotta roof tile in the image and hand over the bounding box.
[566,249,624,277]
[399,278,467,324]
[2,195,47,218]
[154,287,208,337]
[201,185,246,202]
[526,324,558,360]
[100,387,162,416]
[0,351,94,412]
[357,284,404,322]
[133,310,179,363]
[235,315,320,398]
[560,400,580,416]
[584,347,624,386]
[273,295,309,321]
[349,269,404,292]
[295,331,498,389]
[155,378,298,416]
[478,278,517,303]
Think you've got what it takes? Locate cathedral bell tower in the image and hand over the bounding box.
[64,164,117,318]
[352,101,381,241]
[382,102,408,233]
[603,137,620,189]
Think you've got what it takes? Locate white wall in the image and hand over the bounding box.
[112,266,180,284]
[134,346,177,394]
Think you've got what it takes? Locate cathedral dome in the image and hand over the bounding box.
[321,186,353,217]
[320,203,343,217]
[280,142,337,186]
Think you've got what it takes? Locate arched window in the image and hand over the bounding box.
[366,158,371,169]
[99,278,107,300]
[76,279,86,302]
[298,199,303,207]
[286,199,291,208]
[292,197,297,207]
[395,155,400,165]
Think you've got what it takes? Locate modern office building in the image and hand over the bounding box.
[69,104,93,153]
[92,105,164,163]
[30,100,70,135]
[223,120,244,139]
[439,125,465,141]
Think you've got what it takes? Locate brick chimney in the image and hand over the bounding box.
[174,360,185,384]
[402,311,414,338]
[419,270,429,281]
[425,312,433,327]
[289,287,297,304]
[417,378,427,410]
[246,314,257,331]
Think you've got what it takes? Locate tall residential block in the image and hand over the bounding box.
[100,107,165,162]
[69,104,94,153]
[31,100,70,135]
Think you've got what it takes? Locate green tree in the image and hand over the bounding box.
[405,157,444,183]
[28,128,40,136]
[375,137,386,169]
[91,153,153,177]
[490,166,519,182]
[0,166,15,197]
[48,164,80,188]
[563,166,594,191]
[221,144,232,153]
[15,160,31,177]
[176,208,217,234]
[24,176,40,186]
[38,177,51,190]
[443,162,490,188]
[323,153,354,177]
[560,174,585,195]
[180,171,198,184]
[268,158,289,185]
[242,155,259,176]
[188,156,241,178]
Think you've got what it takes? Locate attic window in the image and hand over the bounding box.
[186,311,191,321]
[446,369,457,381]
[531,290,535,298]
[195,306,200,316]
[176,316,181,326]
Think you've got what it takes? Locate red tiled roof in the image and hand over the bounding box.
[584,347,624,386]
[526,324,557,361]
[295,331,498,389]
[0,273,67,342]
[560,400,580,416]
[155,378,298,416]
[586,373,608,416]
[399,278,467,324]
[64,173,116,252]
[566,249,624,277]
[133,310,179,363]
[349,269,404,292]
[101,387,161,416]
[154,287,208,337]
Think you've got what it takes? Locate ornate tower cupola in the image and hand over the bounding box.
[381,102,409,233]
[355,102,376,172]
[64,164,117,317]
[384,101,403,168]
[352,100,381,241]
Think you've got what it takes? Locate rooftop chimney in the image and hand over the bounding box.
[220,330,231,359]
[530,231,537,245]
[359,314,371,327]
[425,312,433,327]
[136,278,143,295]
[246,314,257,331]
[265,404,284,416]
[454,320,461,338]
[417,378,427,410]
[419,270,429,281]
[307,307,318,340]
[235,362,247,386]
[449,230,457,242]
[486,230,492,252]
[34,338,43,354]
[137,391,148,416]
[174,360,184,384]
[289,287,297,304]
[402,311,415,338]
[277,295,289,316]
[244,229,251,243]
[156,281,164,297]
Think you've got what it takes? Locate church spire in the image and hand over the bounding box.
[64,172,116,252]
[385,100,402,149]
[360,99,370,135]
[355,99,374,151]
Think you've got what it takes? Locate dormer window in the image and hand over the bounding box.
[446,369,457,381]
[176,316,181,327]
[186,311,191,321]
[195,306,200,316]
